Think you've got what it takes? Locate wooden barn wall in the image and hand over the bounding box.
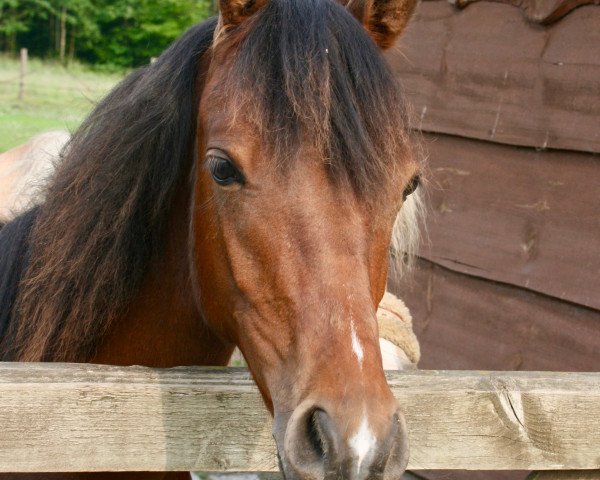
[392,258,600,372]
[387,3,600,478]
[387,0,600,371]
[415,134,600,311]
[387,1,600,154]
[390,133,600,375]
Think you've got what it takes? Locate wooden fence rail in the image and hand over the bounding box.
[0,363,598,473]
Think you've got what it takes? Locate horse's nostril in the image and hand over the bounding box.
[309,408,341,463]
[282,403,331,480]
[307,409,326,460]
[382,410,410,479]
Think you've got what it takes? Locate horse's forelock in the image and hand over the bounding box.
[219,0,414,196]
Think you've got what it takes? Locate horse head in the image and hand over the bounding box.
[192,1,420,478]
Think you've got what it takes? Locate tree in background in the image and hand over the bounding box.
[80,0,214,66]
[1,0,216,67]
[0,0,54,53]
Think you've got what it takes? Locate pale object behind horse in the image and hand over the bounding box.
[0,131,70,224]
[378,291,420,370]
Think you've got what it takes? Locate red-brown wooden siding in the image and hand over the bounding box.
[388,2,600,479]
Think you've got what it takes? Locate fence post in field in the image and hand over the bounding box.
[19,48,28,101]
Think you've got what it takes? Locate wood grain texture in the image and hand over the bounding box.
[416,133,600,311]
[389,1,600,153]
[0,364,599,472]
[446,0,600,24]
[391,259,600,373]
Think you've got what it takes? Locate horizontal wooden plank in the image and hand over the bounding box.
[416,133,600,311]
[446,0,600,24]
[0,364,599,472]
[391,259,600,373]
[389,1,600,153]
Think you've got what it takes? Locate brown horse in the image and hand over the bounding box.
[0,130,421,371]
[0,0,422,479]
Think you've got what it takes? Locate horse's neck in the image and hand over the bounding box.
[91,185,234,368]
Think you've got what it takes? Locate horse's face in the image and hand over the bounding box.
[192,1,419,479]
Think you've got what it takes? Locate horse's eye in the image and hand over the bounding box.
[403,175,420,201]
[209,156,243,186]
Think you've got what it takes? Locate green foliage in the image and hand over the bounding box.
[0,0,53,51]
[77,0,214,66]
[1,0,216,67]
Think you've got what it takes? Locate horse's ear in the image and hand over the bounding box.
[341,0,418,49]
[218,0,269,29]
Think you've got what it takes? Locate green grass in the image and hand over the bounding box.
[0,56,126,152]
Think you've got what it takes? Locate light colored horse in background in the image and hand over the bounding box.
[0,130,70,226]
[0,130,420,371]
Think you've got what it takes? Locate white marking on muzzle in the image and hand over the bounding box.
[349,415,376,475]
[350,320,364,366]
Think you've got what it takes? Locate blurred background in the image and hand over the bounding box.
[0,0,216,150]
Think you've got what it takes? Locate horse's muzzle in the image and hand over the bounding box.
[274,399,409,480]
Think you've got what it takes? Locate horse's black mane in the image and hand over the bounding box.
[0,208,37,354]
[2,0,410,362]
[3,19,217,361]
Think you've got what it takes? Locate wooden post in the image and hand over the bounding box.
[18,48,27,101]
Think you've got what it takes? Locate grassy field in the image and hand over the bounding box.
[0,56,125,152]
